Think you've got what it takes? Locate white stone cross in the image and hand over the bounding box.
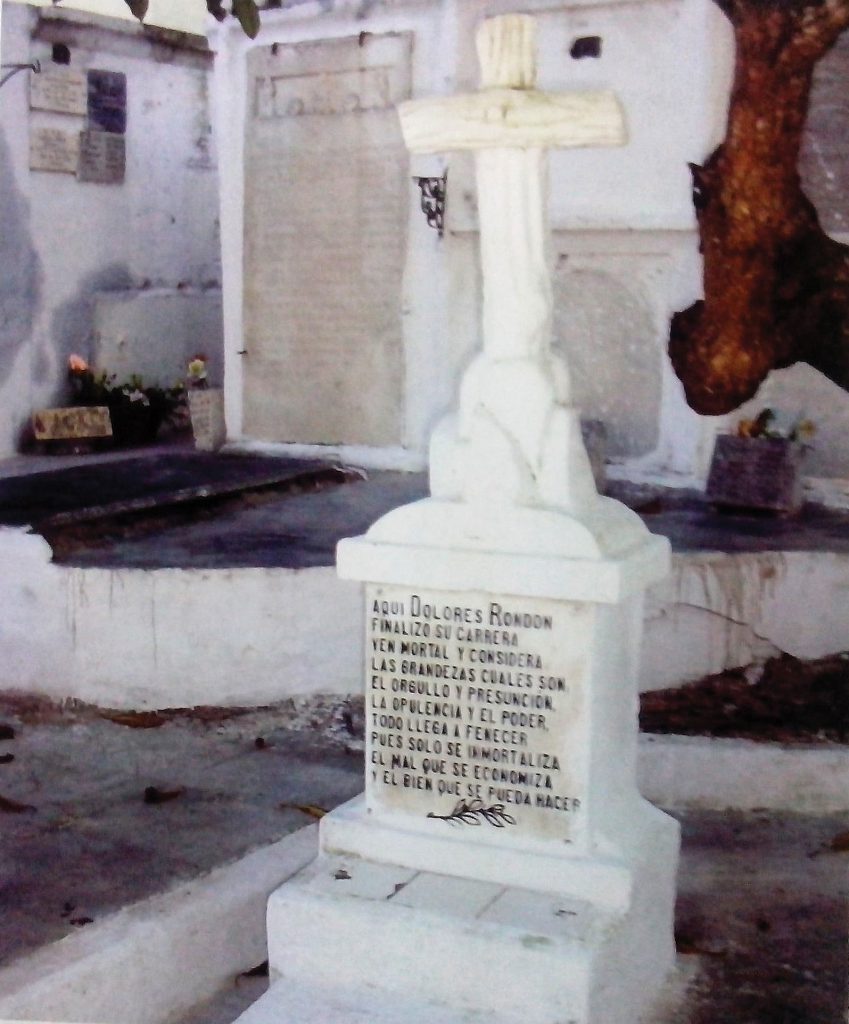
[399,15,626,511]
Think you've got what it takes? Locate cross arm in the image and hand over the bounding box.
[399,88,626,154]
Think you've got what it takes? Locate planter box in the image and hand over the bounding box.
[188,388,226,452]
[706,435,805,513]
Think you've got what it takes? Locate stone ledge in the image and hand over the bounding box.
[638,733,849,812]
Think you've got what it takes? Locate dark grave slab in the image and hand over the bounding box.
[0,454,335,529]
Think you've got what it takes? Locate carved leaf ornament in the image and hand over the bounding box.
[427,798,517,827]
[669,0,849,415]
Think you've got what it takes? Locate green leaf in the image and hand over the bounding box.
[124,0,149,21]
[206,0,228,21]
[232,0,261,38]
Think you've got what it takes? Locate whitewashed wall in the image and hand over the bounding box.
[0,3,222,457]
[213,0,849,489]
[212,0,736,484]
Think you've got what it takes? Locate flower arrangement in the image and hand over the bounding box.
[735,407,816,443]
[67,354,184,446]
[186,354,208,390]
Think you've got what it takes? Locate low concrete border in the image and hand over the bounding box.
[0,826,318,1024]
[639,734,849,813]
[4,526,849,708]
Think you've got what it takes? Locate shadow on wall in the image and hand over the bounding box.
[0,128,42,393]
[45,263,134,403]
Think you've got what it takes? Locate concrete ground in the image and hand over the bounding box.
[0,696,847,1022]
[0,696,364,966]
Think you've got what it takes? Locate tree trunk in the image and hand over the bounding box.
[669,0,849,416]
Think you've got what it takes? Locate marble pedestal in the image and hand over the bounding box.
[237,15,678,1022]
[244,496,679,1024]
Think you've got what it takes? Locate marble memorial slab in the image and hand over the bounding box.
[30,127,80,173]
[30,69,87,115]
[242,33,410,447]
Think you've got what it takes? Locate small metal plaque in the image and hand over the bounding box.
[33,406,112,441]
[78,130,125,184]
[30,127,80,173]
[30,70,87,115]
[87,69,127,134]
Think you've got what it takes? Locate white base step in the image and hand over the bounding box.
[258,809,678,1024]
[234,977,510,1024]
[235,965,695,1024]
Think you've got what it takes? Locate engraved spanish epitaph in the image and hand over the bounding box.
[366,585,588,843]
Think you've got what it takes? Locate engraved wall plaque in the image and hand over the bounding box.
[30,70,87,115]
[78,129,125,184]
[242,33,411,447]
[366,585,590,844]
[32,406,112,440]
[30,127,80,173]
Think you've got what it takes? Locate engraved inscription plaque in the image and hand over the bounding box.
[32,406,112,440]
[78,130,125,184]
[242,33,411,447]
[366,585,590,843]
[30,70,87,115]
[30,127,80,173]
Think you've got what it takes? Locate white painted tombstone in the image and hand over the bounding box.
[247,15,679,1024]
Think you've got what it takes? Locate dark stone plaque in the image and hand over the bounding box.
[706,436,805,513]
[87,70,127,135]
[78,130,125,184]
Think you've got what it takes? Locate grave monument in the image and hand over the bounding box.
[247,14,679,1024]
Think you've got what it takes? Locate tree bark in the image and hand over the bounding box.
[669,0,849,415]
